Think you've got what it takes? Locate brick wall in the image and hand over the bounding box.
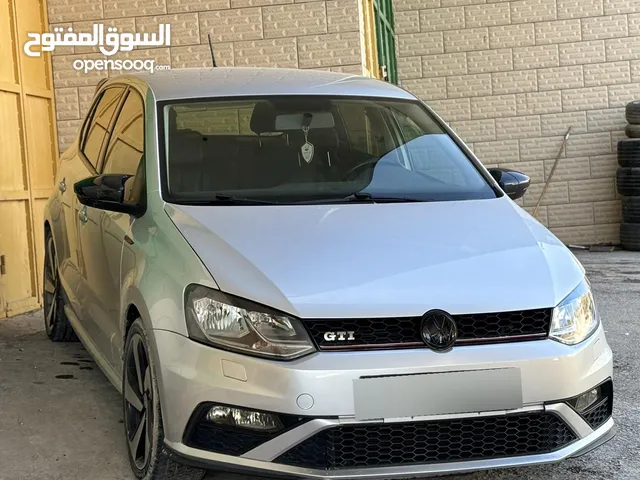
[395,0,640,245]
[48,0,365,153]
[46,0,640,244]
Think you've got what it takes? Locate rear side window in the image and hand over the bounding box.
[102,90,145,206]
[82,87,125,167]
[102,91,144,176]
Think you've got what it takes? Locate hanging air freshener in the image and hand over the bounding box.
[301,125,314,164]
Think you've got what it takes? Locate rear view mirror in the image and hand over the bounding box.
[488,168,531,201]
[74,174,144,216]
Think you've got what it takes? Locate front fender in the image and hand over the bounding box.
[117,198,217,368]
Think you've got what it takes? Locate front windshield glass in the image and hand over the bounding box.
[161,96,496,204]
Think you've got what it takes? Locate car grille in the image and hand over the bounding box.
[275,412,576,470]
[302,308,552,350]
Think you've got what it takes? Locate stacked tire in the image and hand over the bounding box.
[618,100,640,251]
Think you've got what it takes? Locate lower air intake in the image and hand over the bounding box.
[275,412,577,469]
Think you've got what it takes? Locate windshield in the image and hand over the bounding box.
[160,96,497,204]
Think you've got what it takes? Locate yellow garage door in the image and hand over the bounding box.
[0,0,58,318]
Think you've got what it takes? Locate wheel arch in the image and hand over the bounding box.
[124,303,141,343]
[120,292,154,347]
[44,219,54,251]
[120,293,175,440]
[119,285,154,365]
[43,219,57,278]
[43,200,63,268]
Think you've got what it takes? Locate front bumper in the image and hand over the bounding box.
[150,324,613,477]
[165,415,616,478]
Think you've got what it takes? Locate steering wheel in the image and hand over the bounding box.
[340,158,404,181]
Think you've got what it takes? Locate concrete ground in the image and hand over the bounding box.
[0,251,638,480]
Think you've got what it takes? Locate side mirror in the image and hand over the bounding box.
[488,168,531,201]
[74,174,144,216]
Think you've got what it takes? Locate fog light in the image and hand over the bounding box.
[572,387,600,412]
[206,405,283,432]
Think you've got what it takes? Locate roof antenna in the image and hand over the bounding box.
[207,33,217,67]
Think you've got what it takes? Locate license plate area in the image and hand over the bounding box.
[353,368,523,421]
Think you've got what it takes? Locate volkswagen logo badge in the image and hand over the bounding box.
[420,310,457,352]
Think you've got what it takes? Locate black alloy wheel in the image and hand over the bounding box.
[124,332,154,474]
[43,232,76,342]
[123,320,205,480]
[43,234,58,336]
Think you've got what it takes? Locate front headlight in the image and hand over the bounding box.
[550,279,599,345]
[185,285,316,360]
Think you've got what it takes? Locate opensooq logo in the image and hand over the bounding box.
[24,24,171,57]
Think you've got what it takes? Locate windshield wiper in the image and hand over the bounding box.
[181,193,431,206]
[182,194,279,205]
[295,192,432,204]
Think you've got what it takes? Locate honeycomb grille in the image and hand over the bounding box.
[302,309,552,350]
[186,422,272,455]
[275,412,576,469]
[582,397,612,430]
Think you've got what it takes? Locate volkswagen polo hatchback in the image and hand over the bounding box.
[43,68,614,480]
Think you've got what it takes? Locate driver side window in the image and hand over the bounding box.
[338,104,389,156]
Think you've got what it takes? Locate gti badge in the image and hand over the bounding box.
[323,331,356,341]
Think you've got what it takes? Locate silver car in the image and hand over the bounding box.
[43,68,615,480]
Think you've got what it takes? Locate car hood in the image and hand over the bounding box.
[165,198,584,318]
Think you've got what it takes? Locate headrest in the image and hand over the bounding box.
[250,102,278,135]
[167,107,178,132]
[308,128,339,149]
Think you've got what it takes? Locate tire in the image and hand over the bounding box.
[622,197,640,223]
[616,167,640,196]
[621,223,640,251]
[626,100,640,124]
[43,231,77,342]
[626,124,640,139]
[123,319,206,480]
[618,139,640,167]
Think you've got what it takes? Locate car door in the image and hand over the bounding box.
[58,86,125,322]
[73,86,127,360]
[78,86,146,369]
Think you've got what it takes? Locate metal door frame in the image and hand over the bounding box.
[373,0,397,84]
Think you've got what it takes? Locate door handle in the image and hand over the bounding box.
[59,178,66,192]
[78,206,88,224]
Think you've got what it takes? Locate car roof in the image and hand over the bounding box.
[111,67,417,102]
